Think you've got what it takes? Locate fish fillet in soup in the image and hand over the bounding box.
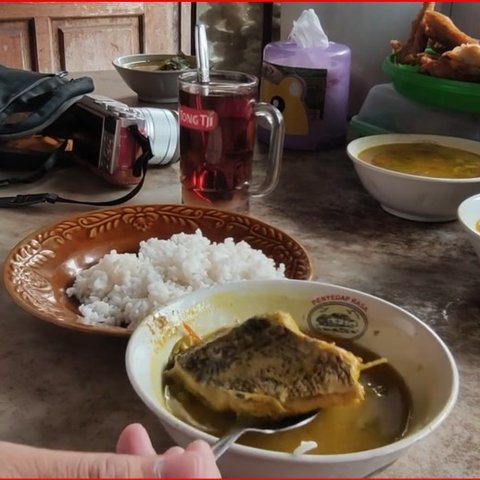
[164,311,366,419]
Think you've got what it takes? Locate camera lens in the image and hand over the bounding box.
[135,108,179,166]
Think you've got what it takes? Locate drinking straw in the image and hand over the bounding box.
[195,24,210,84]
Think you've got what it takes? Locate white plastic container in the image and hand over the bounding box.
[350,83,480,141]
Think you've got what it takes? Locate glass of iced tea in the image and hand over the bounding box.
[178,70,284,213]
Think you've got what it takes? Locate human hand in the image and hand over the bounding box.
[0,423,221,478]
[116,423,221,478]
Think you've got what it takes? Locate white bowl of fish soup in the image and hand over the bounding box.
[458,193,480,259]
[126,279,458,478]
[347,134,480,222]
[113,53,195,103]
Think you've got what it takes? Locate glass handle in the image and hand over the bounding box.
[251,102,285,198]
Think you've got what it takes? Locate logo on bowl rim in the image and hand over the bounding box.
[307,296,368,340]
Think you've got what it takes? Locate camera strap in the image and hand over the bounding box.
[0,126,153,208]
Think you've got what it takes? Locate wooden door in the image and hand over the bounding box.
[0,2,192,73]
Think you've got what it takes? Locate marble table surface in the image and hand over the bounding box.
[0,71,478,477]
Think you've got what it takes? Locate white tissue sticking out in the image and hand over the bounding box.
[288,9,329,49]
[292,440,318,456]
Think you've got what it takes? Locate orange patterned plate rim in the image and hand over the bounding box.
[3,204,313,337]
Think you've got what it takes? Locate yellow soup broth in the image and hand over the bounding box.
[163,337,412,455]
[358,142,480,178]
[125,56,193,72]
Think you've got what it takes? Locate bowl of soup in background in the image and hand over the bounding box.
[126,279,458,478]
[347,134,480,222]
[458,193,480,260]
[113,53,196,103]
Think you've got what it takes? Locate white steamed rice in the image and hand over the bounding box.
[66,229,285,328]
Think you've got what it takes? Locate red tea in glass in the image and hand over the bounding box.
[178,71,284,213]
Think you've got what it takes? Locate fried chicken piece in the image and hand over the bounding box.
[391,2,480,83]
[423,11,478,50]
[419,44,480,81]
[391,2,435,64]
[446,43,480,72]
[418,53,460,79]
[427,39,450,55]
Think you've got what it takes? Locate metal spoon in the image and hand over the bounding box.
[212,410,319,460]
[194,24,210,85]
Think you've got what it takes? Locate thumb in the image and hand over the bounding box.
[115,423,157,456]
[1,440,221,478]
[2,441,158,478]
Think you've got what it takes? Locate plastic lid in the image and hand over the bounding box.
[349,116,391,137]
[383,55,480,114]
[351,83,480,141]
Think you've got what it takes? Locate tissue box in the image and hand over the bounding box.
[259,40,351,150]
[350,83,480,141]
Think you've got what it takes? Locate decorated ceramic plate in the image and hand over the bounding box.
[3,204,312,337]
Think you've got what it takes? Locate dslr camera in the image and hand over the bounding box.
[49,94,179,186]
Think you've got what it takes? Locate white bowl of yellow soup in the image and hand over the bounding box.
[347,134,480,222]
[126,279,458,478]
[458,193,480,259]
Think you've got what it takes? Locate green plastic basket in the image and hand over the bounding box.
[383,55,480,114]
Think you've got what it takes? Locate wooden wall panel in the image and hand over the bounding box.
[0,19,34,69]
[144,3,181,54]
[53,17,140,72]
[0,3,189,72]
[179,3,192,54]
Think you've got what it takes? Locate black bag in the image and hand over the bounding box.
[0,65,152,208]
[0,64,94,179]
[0,65,94,139]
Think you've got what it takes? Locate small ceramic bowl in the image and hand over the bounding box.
[126,279,458,478]
[347,134,480,222]
[458,193,480,259]
[113,53,195,103]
